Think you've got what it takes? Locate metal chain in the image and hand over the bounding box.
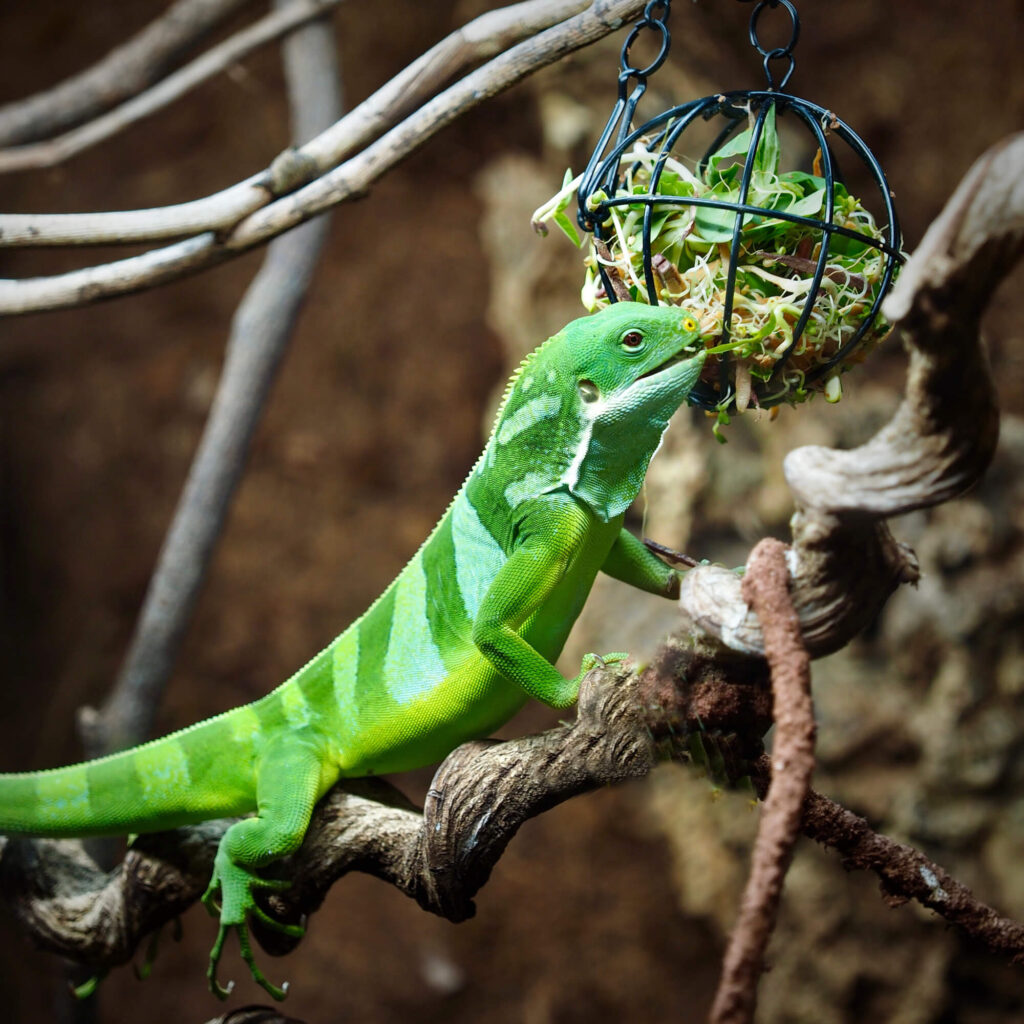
[618,0,672,83]
[737,0,800,91]
[578,0,673,230]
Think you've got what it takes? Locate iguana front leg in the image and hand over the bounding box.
[602,527,683,597]
[203,731,333,1000]
[471,496,623,709]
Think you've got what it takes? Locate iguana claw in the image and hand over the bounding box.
[206,921,291,1001]
[203,860,299,1000]
[70,970,106,1000]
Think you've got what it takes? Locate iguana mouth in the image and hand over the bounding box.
[638,347,699,381]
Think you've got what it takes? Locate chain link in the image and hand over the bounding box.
[742,0,800,91]
[618,0,672,81]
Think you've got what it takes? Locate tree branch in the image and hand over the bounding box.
[0,659,772,973]
[0,0,255,148]
[748,756,1024,966]
[78,2,344,756]
[3,653,1023,977]
[0,0,646,315]
[0,0,347,175]
[0,0,597,250]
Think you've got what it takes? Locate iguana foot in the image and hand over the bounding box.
[202,854,304,1000]
[581,651,628,672]
[556,651,627,707]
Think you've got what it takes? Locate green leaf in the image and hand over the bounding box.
[712,410,731,444]
[693,202,740,242]
[777,187,827,219]
[827,233,871,257]
[781,170,825,193]
[552,209,582,248]
[706,106,781,184]
[647,208,677,241]
[654,171,696,198]
[753,106,780,177]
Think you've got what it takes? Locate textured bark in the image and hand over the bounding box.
[709,540,815,1024]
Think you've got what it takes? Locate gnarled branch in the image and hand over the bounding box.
[679,133,1024,658]
[2,652,1022,975]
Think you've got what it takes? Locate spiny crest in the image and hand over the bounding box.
[485,329,566,444]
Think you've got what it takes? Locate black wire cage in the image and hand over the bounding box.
[575,2,903,414]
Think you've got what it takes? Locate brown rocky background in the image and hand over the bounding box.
[1,1,1023,1021]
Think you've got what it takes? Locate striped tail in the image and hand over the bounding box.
[0,708,260,838]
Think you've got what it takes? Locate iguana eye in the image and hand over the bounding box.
[681,316,698,332]
[578,379,601,403]
[620,330,645,352]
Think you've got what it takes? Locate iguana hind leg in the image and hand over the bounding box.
[202,731,333,1000]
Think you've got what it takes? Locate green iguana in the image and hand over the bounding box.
[0,302,706,999]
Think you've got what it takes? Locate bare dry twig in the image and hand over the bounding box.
[747,756,1024,966]
[0,0,255,147]
[0,1,647,314]
[0,0,593,250]
[0,0,347,174]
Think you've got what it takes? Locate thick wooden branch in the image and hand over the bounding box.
[3,651,1022,975]
[680,133,1024,658]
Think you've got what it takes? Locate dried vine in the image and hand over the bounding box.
[709,540,815,1024]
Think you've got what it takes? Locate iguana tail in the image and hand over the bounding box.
[0,707,260,838]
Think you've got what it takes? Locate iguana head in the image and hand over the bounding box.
[559,300,705,430]
[485,302,706,523]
